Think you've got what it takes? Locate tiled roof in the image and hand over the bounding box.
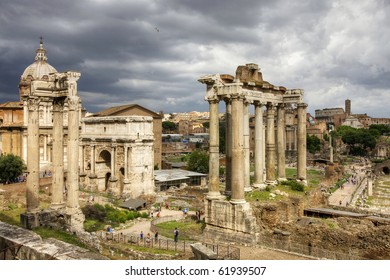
[0,101,23,108]
[92,104,161,118]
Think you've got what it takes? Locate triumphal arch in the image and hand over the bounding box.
[198,63,307,243]
[21,71,85,232]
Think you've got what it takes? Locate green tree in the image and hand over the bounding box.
[162,121,177,133]
[369,124,390,135]
[334,125,378,156]
[0,154,26,183]
[307,135,321,154]
[187,149,209,174]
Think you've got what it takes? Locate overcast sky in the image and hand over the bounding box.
[0,0,389,117]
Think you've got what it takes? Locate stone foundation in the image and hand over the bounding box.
[0,221,106,260]
[204,199,259,244]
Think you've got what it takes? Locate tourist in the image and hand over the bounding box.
[154,231,159,242]
[146,233,151,243]
[174,227,179,242]
[140,231,144,240]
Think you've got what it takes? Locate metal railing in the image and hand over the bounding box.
[97,231,240,260]
[259,236,367,260]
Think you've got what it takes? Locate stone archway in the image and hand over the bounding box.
[96,149,111,192]
[99,150,111,169]
[374,159,390,175]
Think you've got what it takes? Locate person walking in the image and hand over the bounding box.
[174,227,179,242]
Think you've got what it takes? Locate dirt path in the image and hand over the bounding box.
[328,164,367,207]
[239,246,311,260]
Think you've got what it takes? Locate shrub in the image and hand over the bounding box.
[281,180,305,192]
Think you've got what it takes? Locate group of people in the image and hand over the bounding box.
[140,231,159,243]
[139,228,180,243]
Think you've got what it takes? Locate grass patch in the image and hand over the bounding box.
[324,220,338,229]
[246,189,284,201]
[82,204,148,232]
[0,206,24,226]
[32,227,88,249]
[155,219,204,240]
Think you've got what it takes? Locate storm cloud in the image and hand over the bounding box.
[0,0,389,117]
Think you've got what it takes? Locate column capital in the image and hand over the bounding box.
[266,102,275,110]
[67,96,80,111]
[277,103,286,109]
[243,98,252,106]
[297,102,308,109]
[27,97,40,111]
[207,98,219,104]
[223,96,232,104]
[230,93,245,101]
[253,101,265,107]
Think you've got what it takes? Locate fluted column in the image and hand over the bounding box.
[231,96,245,204]
[207,99,220,199]
[51,98,65,209]
[66,95,80,208]
[224,99,232,195]
[277,103,286,180]
[26,97,40,213]
[254,102,265,187]
[243,101,251,191]
[297,103,307,183]
[266,102,276,184]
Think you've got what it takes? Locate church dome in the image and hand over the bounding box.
[21,38,57,80]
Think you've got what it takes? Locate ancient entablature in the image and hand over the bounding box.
[198,63,307,243]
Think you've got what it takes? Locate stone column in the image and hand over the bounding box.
[243,101,251,191]
[66,95,81,209]
[111,144,116,180]
[231,95,245,204]
[277,103,286,181]
[124,145,129,181]
[224,99,232,195]
[22,133,28,164]
[79,144,85,174]
[207,99,220,199]
[254,102,265,187]
[51,98,65,209]
[43,135,47,162]
[90,143,96,176]
[266,102,276,185]
[297,103,307,183]
[26,97,40,213]
[293,126,297,151]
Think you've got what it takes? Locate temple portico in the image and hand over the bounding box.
[198,63,306,243]
[21,71,85,231]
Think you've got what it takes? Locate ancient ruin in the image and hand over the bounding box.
[198,63,306,243]
[80,115,155,198]
[20,71,85,233]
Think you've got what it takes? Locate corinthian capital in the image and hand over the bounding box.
[67,96,80,111]
[28,97,40,111]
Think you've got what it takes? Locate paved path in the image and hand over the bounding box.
[116,208,193,238]
[328,164,368,207]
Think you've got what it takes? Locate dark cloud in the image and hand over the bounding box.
[0,0,389,117]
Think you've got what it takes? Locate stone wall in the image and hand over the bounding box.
[0,221,107,260]
[203,200,259,244]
